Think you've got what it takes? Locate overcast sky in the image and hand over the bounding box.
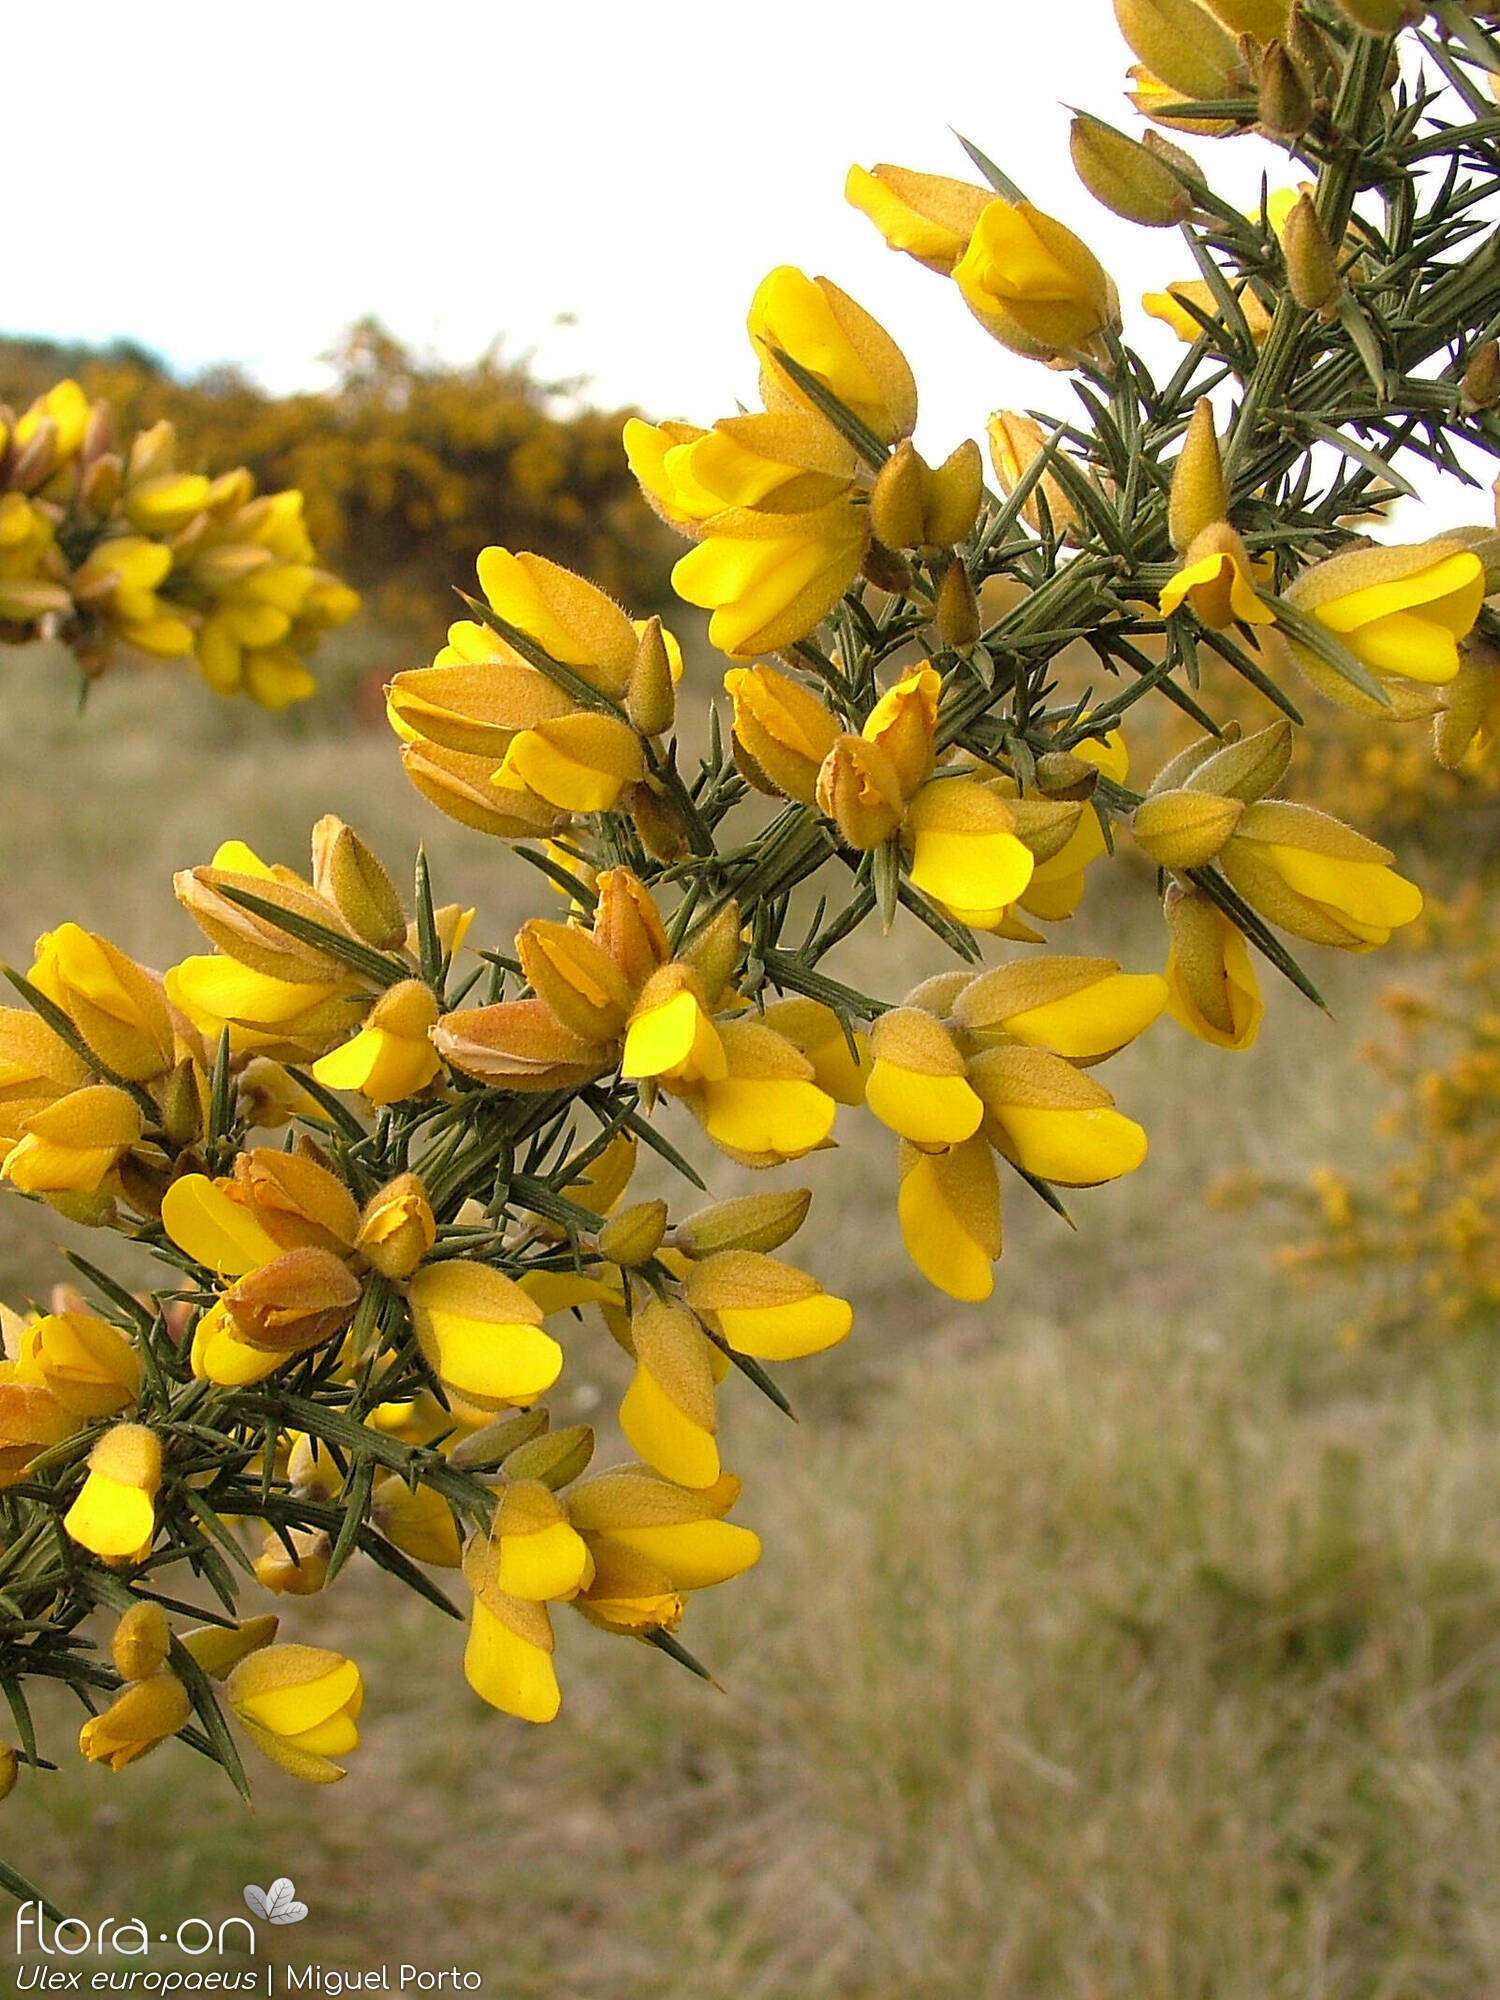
[6,1,1487,526]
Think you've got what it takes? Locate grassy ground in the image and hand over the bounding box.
[2,636,1494,1997]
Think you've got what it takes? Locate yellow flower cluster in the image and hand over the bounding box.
[0,377,356,705]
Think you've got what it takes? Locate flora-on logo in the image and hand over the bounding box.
[243,1878,309,1925]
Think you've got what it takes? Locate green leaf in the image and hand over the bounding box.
[643,1624,722,1689]
[950,129,1026,205]
[169,1635,253,1805]
[1269,595,1390,708]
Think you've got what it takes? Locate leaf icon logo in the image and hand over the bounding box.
[243,1879,309,1925]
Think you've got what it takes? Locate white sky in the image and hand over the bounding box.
[5,0,1490,526]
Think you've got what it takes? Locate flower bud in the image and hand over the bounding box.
[955,200,1120,362]
[180,1614,280,1679]
[1132,788,1245,869]
[871,440,983,551]
[0,1743,17,1800]
[1282,193,1342,315]
[1169,399,1229,555]
[861,539,915,596]
[434,998,611,1091]
[987,414,1079,535]
[503,1424,596,1490]
[254,1525,332,1596]
[626,617,676,736]
[446,1408,551,1471]
[174,866,350,985]
[816,735,906,849]
[628,781,691,863]
[1069,113,1192,226]
[679,899,743,1006]
[1115,0,1245,98]
[1182,718,1294,802]
[1257,40,1314,141]
[898,1134,1002,1302]
[310,817,406,948]
[598,1198,669,1268]
[355,1172,436,1280]
[937,562,982,654]
[673,1189,812,1258]
[112,1600,171,1681]
[1462,339,1500,415]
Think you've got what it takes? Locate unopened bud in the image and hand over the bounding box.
[179,1614,279,1680]
[937,561,982,654]
[680,900,742,1005]
[1033,752,1100,800]
[1258,41,1314,141]
[503,1424,596,1490]
[870,437,982,552]
[626,617,676,736]
[1113,0,1243,100]
[1070,112,1192,227]
[1285,3,1339,91]
[156,1058,204,1150]
[0,1743,17,1800]
[223,1248,361,1353]
[1183,718,1293,802]
[447,1408,550,1471]
[1283,192,1342,315]
[1462,340,1500,414]
[80,452,123,518]
[627,781,690,863]
[675,1189,812,1257]
[598,1199,670,1268]
[1132,788,1245,869]
[310,816,405,949]
[1169,398,1229,554]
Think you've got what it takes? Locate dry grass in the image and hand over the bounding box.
[3,641,1493,1997]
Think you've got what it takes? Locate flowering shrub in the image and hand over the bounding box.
[5,0,1500,1903]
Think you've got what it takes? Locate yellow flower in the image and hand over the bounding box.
[1285,539,1486,687]
[1142,280,1273,346]
[567,1465,761,1591]
[407,1262,563,1412]
[486,1481,594,1601]
[864,1007,984,1146]
[845,163,992,275]
[226,1644,364,1783]
[254,1526,332,1597]
[474,547,641,698]
[1163,887,1264,1050]
[987,413,1080,535]
[178,1614,280,1680]
[371,1476,462,1568]
[2,1083,142,1196]
[897,1134,1002,1302]
[12,1311,140,1418]
[952,957,1168,1063]
[1160,522,1274,630]
[748,267,917,443]
[0,1378,79,1487]
[495,711,645,814]
[355,1173,437,1280]
[111,1602,171,1682]
[904,778,1036,929]
[619,1299,721,1490]
[79,1673,192,1773]
[311,979,442,1105]
[462,1561,561,1725]
[63,1423,162,1563]
[621,968,726,1087]
[954,201,1119,362]
[723,664,841,803]
[688,1018,838,1166]
[683,1252,853,1360]
[626,410,859,527]
[28,925,175,1082]
[672,499,868,660]
[815,735,906,850]
[968,1048,1148,1187]
[1219,802,1423,951]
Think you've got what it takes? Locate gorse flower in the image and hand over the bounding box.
[1,0,1493,1850]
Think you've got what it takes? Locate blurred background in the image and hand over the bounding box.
[6,4,1500,1994]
